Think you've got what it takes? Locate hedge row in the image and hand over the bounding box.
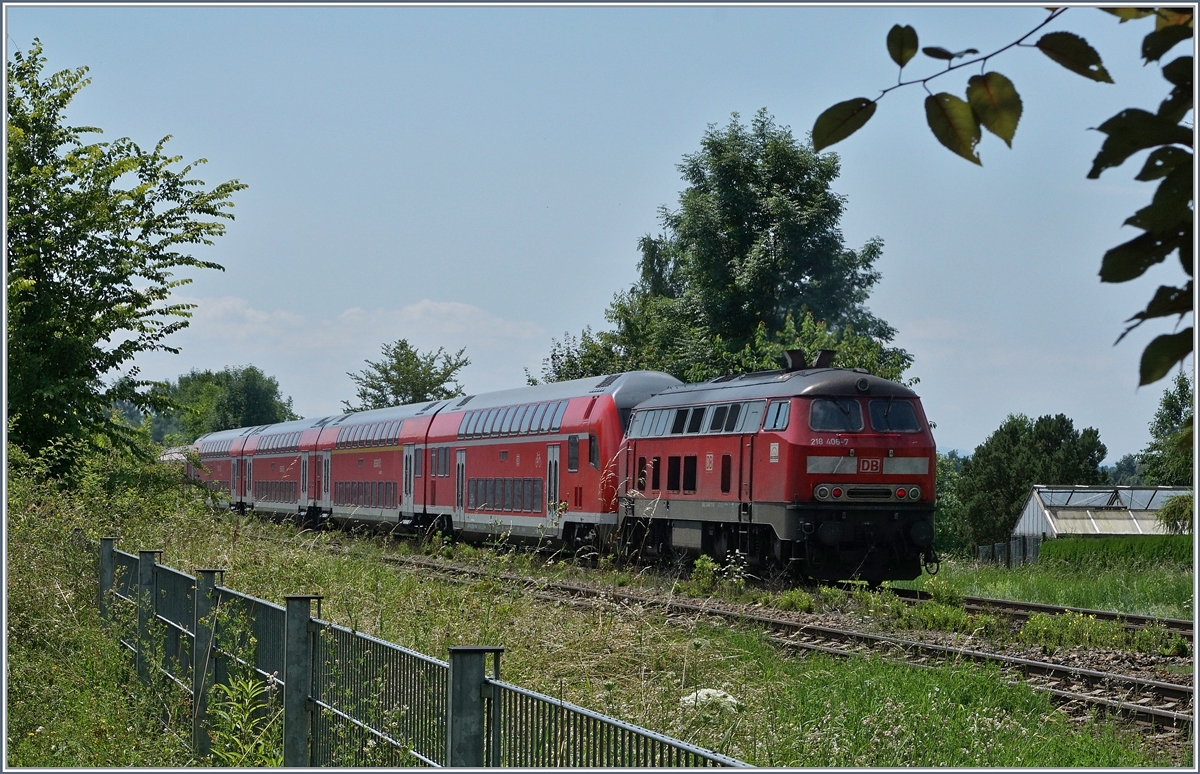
[1039,535,1193,568]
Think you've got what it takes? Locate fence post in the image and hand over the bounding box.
[99,537,116,621]
[284,594,321,767]
[136,550,161,682]
[447,646,503,768]
[192,569,223,758]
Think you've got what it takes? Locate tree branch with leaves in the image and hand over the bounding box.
[812,8,1193,434]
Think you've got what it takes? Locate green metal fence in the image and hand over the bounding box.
[98,538,748,767]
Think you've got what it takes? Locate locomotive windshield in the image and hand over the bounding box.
[809,398,864,432]
[868,398,922,432]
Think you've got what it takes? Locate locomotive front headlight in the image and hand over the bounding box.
[831,487,843,498]
[815,485,830,500]
[909,486,921,500]
[895,488,907,499]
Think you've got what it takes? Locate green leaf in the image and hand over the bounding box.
[1125,165,1193,233]
[1036,32,1114,83]
[1116,281,1193,344]
[1139,328,1193,386]
[1128,282,1194,324]
[1136,147,1192,181]
[966,72,1022,147]
[887,25,919,68]
[1088,109,1194,179]
[923,46,955,60]
[812,98,877,152]
[1142,24,1193,62]
[1162,55,1193,87]
[1100,222,1191,283]
[924,93,981,164]
[1102,8,1155,21]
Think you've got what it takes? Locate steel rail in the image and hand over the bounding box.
[877,586,1194,641]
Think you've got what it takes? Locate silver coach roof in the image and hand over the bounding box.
[633,368,916,409]
[442,371,681,413]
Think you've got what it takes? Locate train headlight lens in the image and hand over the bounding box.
[815,486,830,499]
[909,486,921,500]
[831,487,843,498]
[895,488,907,499]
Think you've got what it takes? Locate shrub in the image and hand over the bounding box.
[774,589,816,613]
[923,576,965,608]
[1155,494,1194,536]
[1039,535,1192,569]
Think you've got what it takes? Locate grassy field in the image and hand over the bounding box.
[8,445,1189,767]
[893,553,1194,620]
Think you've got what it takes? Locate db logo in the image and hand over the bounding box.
[859,458,881,474]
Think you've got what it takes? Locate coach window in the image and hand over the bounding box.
[651,457,661,490]
[512,404,530,434]
[504,478,514,512]
[535,402,555,433]
[467,411,482,437]
[810,398,864,432]
[868,399,922,432]
[567,435,580,472]
[457,414,470,440]
[682,456,698,493]
[670,409,689,435]
[372,423,386,446]
[589,434,599,469]
[500,406,518,435]
[514,478,525,512]
[721,454,733,493]
[709,405,729,433]
[737,401,767,433]
[522,479,533,512]
[764,401,790,432]
[484,478,494,510]
[667,456,682,492]
[516,405,535,434]
[550,401,568,431]
[686,407,707,434]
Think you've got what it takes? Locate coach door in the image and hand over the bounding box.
[302,455,312,510]
[320,451,331,510]
[546,444,561,515]
[402,444,416,515]
[454,450,466,521]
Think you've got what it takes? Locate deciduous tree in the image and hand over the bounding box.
[1138,371,1194,486]
[957,414,1107,545]
[7,42,245,468]
[344,339,469,411]
[540,111,905,384]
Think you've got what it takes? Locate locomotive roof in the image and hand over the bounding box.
[634,368,917,409]
[438,370,681,413]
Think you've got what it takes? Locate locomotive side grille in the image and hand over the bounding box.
[847,487,892,499]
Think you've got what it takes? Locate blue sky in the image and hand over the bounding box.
[6,4,1193,460]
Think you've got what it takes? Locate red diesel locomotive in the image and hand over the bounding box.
[189,352,938,582]
[617,351,937,583]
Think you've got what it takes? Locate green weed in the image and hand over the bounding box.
[773,588,816,613]
[206,676,283,767]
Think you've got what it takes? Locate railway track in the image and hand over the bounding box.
[373,552,1193,730]
[249,533,1194,731]
[871,586,1194,642]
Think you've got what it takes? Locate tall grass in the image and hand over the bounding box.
[897,556,1194,620]
[7,443,1186,766]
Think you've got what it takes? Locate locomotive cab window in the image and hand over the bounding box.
[810,398,864,432]
[737,400,767,433]
[869,398,922,432]
[764,401,790,431]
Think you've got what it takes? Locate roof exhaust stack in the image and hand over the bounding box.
[813,349,836,368]
[784,349,808,372]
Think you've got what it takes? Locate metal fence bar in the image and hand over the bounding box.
[136,550,161,682]
[99,537,115,620]
[283,594,319,767]
[192,569,221,757]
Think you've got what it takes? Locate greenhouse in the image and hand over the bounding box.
[1011,485,1192,538]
